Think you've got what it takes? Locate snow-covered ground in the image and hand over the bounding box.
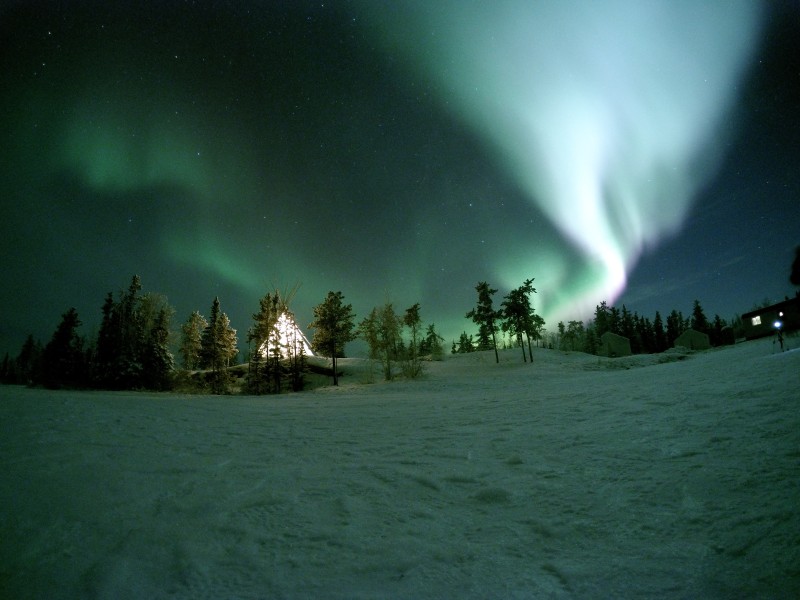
[1,338,798,599]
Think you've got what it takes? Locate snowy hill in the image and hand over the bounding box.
[1,338,798,598]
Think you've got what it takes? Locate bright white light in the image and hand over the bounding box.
[260,313,314,359]
[774,321,782,330]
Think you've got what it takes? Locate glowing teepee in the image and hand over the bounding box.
[259,312,314,359]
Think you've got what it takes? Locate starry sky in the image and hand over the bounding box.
[1,0,798,357]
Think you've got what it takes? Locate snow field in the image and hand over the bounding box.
[1,338,798,598]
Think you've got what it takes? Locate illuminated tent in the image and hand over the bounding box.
[259,313,314,359]
[600,331,632,357]
[674,329,710,351]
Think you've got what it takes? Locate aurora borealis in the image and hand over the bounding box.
[1,1,798,356]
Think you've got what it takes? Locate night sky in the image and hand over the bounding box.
[1,1,798,358]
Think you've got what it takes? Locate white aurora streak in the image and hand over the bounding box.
[364,1,763,321]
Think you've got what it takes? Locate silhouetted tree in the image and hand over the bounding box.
[501,287,530,361]
[0,353,13,384]
[42,308,85,388]
[466,281,500,363]
[419,323,444,360]
[402,303,424,377]
[594,301,611,337]
[309,291,357,386]
[583,323,598,355]
[562,321,585,351]
[452,332,475,354]
[791,246,800,286]
[666,310,685,347]
[15,334,42,385]
[608,306,621,335]
[653,311,667,353]
[710,314,727,347]
[691,300,710,335]
[501,278,538,362]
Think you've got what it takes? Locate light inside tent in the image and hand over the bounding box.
[260,313,314,359]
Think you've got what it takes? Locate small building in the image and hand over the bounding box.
[674,328,711,351]
[741,296,800,340]
[600,331,631,357]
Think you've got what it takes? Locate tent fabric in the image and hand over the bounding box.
[600,331,632,357]
[259,313,314,359]
[674,329,711,351]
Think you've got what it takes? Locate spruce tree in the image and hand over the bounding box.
[309,291,357,386]
[201,297,237,393]
[143,307,174,390]
[501,286,529,362]
[421,323,444,360]
[666,310,684,348]
[466,281,500,363]
[42,308,84,389]
[594,301,610,337]
[653,311,667,353]
[455,331,475,353]
[691,300,710,335]
[180,311,207,370]
[402,303,423,377]
[94,292,119,386]
[15,334,42,385]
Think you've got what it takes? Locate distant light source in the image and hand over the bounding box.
[774,320,783,330]
[751,315,761,326]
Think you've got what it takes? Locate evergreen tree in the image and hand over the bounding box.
[594,301,611,337]
[666,310,684,348]
[634,314,654,354]
[247,292,279,394]
[200,297,237,393]
[42,308,85,388]
[710,314,727,347]
[142,307,174,390]
[500,279,537,362]
[309,291,357,386]
[180,311,207,370]
[117,275,145,388]
[500,288,527,361]
[691,300,710,335]
[653,311,667,353]
[608,306,621,335]
[15,334,42,385]
[0,352,14,383]
[466,281,500,363]
[402,303,424,378]
[620,305,635,345]
[530,313,546,348]
[454,331,475,354]
[94,292,119,386]
[583,323,598,355]
[420,323,445,360]
[563,321,585,351]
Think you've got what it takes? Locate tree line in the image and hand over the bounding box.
[0,270,782,392]
[0,276,448,393]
